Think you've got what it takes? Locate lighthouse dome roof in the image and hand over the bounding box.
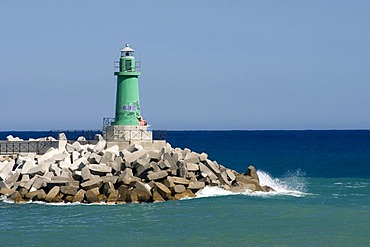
[121,44,135,52]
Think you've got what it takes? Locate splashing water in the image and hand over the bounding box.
[256,169,308,197]
[195,169,309,199]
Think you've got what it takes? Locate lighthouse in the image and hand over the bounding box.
[113,44,141,126]
[104,44,152,142]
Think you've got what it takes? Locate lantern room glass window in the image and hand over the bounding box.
[121,51,134,57]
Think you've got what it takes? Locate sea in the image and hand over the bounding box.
[0,130,369,246]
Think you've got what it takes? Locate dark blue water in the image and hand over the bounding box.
[168,130,370,178]
[2,130,370,178]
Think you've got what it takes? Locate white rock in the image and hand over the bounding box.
[77,136,86,142]
[0,160,15,180]
[72,141,84,152]
[89,164,112,174]
[103,145,120,157]
[6,135,23,141]
[93,139,106,153]
[72,151,80,162]
[21,159,37,174]
[65,143,74,153]
[58,133,67,151]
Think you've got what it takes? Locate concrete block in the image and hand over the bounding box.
[23,176,37,191]
[158,160,170,170]
[21,174,30,182]
[102,182,114,195]
[104,145,120,156]
[148,151,161,162]
[89,164,112,175]
[0,188,16,197]
[162,153,177,170]
[226,169,236,182]
[245,165,259,181]
[100,151,116,165]
[65,143,74,153]
[124,149,147,164]
[25,189,46,201]
[9,191,26,203]
[72,189,85,203]
[167,176,190,185]
[53,153,68,162]
[5,171,20,185]
[60,168,73,179]
[219,171,231,186]
[184,152,200,163]
[51,164,62,176]
[72,141,84,152]
[154,182,172,200]
[134,159,151,177]
[177,161,188,178]
[150,163,161,172]
[134,181,152,196]
[199,152,208,162]
[203,159,221,175]
[85,189,100,203]
[21,159,36,175]
[72,157,89,170]
[27,164,48,176]
[93,139,106,154]
[31,177,46,190]
[185,163,199,171]
[135,189,151,202]
[88,153,102,164]
[77,136,86,142]
[188,181,206,190]
[42,172,54,181]
[173,189,196,200]
[101,176,118,184]
[107,189,118,204]
[0,160,15,180]
[174,184,186,194]
[72,151,80,162]
[118,168,135,185]
[45,186,61,202]
[187,172,197,180]
[147,170,168,181]
[127,144,143,153]
[199,163,218,180]
[152,190,165,202]
[0,181,10,189]
[117,185,129,203]
[38,148,61,164]
[80,178,102,191]
[7,135,23,141]
[82,151,91,160]
[61,186,79,196]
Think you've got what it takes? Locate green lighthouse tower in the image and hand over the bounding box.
[113,44,141,126]
[104,44,152,142]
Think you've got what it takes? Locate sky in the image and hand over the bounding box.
[1,1,369,130]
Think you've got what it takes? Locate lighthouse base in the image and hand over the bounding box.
[103,125,153,142]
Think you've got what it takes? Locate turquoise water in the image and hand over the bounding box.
[1,178,369,246]
[1,131,370,246]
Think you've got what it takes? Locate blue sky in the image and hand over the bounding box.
[1,1,369,130]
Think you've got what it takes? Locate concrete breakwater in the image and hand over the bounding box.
[0,134,274,204]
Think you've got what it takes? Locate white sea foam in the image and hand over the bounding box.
[195,186,234,198]
[195,169,310,199]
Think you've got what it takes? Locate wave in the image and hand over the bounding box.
[195,169,310,199]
